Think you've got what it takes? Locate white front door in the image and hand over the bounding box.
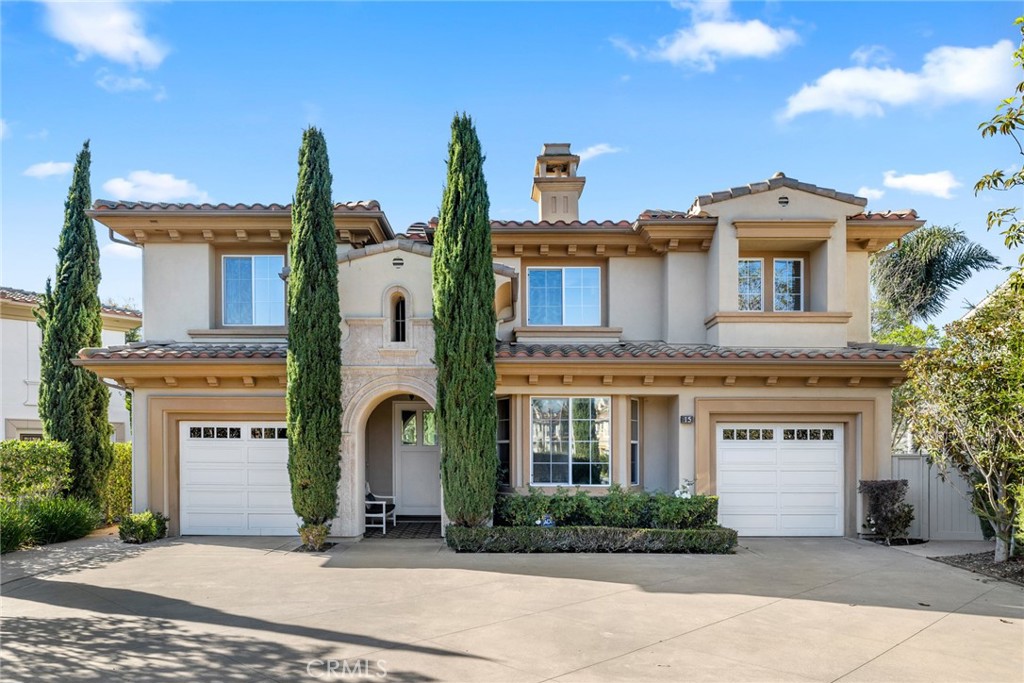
[179,422,299,535]
[716,423,844,537]
[393,403,441,516]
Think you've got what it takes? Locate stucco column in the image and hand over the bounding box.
[611,395,629,486]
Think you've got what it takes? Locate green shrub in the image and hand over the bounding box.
[597,485,651,528]
[859,479,915,544]
[101,442,132,524]
[0,440,71,500]
[548,488,601,526]
[299,522,330,550]
[0,500,36,553]
[446,525,738,554]
[497,488,552,526]
[650,493,719,530]
[118,510,168,544]
[22,497,99,544]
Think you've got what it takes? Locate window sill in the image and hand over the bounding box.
[514,326,622,343]
[188,327,288,339]
[703,312,852,329]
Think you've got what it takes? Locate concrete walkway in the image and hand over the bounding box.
[1,536,1021,682]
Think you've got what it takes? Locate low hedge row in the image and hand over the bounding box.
[494,486,719,530]
[446,525,738,554]
[0,440,71,500]
[102,443,133,524]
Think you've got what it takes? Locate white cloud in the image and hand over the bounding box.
[23,161,73,178]
[850,45,892,67]
[577,143,623,162]
[42,1,167,69]
[102,171,210,202]
[882,170,961,199]
[102,243,142,260]
[782,40,1015,120]
[614,1,798,72]
[0,119,9,139]
[96,70,152,93]
[857,186,885,201]
[27,128,49,141]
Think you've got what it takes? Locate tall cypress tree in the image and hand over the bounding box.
[36,140,112,503]
[432,114,497,527]
[287,127,342,539]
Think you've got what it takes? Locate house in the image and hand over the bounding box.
[78,144,923,538]
[1,286,141,441]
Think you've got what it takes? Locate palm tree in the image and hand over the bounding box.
[871,225,1000,332]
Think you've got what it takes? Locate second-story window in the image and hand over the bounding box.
[392,295,407,342]
[527,266,601,326]
[223,255,285,326]
[773,258,803,311]
[738,258,764,311]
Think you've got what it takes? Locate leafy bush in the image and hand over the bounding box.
[0,500,36,553]
[599,485,652,528]
[119,510,168,544]
[494,488,719,530]
[650,493,719,529]
[0,440,71,500]
[446,525,738,554]
[859,480,915,544]
[101,442,132,524]
[299,522,330,550]
[22,496,99,544]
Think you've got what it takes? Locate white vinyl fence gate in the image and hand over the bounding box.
[892,454,985,541]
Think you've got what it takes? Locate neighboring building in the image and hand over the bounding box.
[1,286,141,441]
[78,144,923,538]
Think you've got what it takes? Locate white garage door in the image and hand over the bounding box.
[717,424,844,537]
[179,423,299,535]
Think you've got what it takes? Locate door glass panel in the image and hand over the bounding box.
[422,410,437,446]
[401,410,417,445]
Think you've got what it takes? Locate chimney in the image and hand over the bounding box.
[531,143,585,222]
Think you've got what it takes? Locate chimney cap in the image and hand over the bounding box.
[541,143,573,156]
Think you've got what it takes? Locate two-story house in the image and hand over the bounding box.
[2,286,141,441]
[78,144,922,538]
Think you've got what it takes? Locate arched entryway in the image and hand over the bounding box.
[339,377,442,538]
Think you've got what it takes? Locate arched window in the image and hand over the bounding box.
[392,295,407,342]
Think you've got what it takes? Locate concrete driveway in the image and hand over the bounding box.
[1,535,1021,682]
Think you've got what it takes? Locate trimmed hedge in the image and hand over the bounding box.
[494,486,719,530]
[101,442,132,524]
[446,525,738,554]
[0,439,71,500]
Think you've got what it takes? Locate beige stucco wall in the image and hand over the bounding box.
[846,251,871,342]
[143,243,213,340]
[2,318,130,440]
[609,257,663,341]
[365,397,396,496]
[707,319,851,347]
[640,396,672,492]
[662,252,708,343]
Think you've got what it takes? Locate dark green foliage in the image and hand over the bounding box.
[0,501,35,553]
[432,114,497,526]
[858,480,915,544]
[445,525,738,554]
[494,488,719,530]
[36,141,112,503]
[119,510,169,544]
[0,440,71,500]
[101,442,132,523]
[287,127,342,527]
[21,497,99,544]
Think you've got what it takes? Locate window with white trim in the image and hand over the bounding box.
[629,398,640,486]
[527,266,601,326]
[773,258,803,312]
[530,397,610,486]
[738,258,763,311]
[223,255,285,326]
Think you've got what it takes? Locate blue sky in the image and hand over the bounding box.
[2,1,1020,328]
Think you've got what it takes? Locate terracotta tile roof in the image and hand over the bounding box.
[79,341,286,361]
[847,210,920,221]
[1,286,142,319]
[637,210,713,221]
[92,200,381,212]
[692,173,867,210]
[496,341,916,362]
[491,220,633,229]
